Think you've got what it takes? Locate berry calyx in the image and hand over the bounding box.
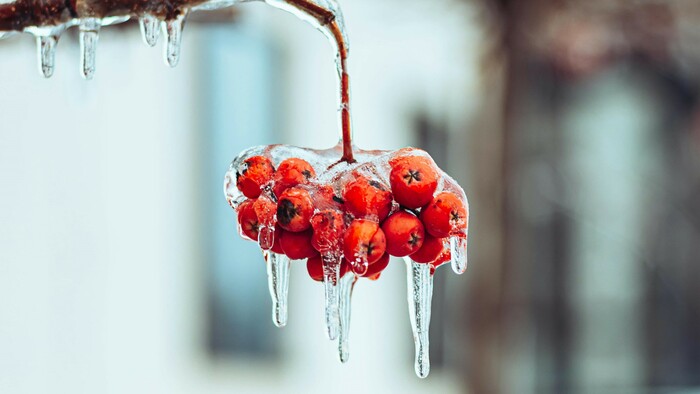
[279,228,319,260]
[410,234,446,264]
[390,155,439,209]
[342,176,393,221]
[236,156,275,199]
[273,158,316,197]
[420,192,468,238]
[381,211,425,257]
[277,187,314,232]
[343,219,386,275]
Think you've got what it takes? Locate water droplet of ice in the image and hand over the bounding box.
[139,14,160,47]
[338,272,356,363]
[405,258,433,378]
[450,236,468,275]
[265,251,291,328]
[36,35,58,78]
[322,254,341,340]
[164,13,187,67]
[79,19,101,80]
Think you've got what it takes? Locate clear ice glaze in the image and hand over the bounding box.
[0,0,348,80]
[224,142,469,377]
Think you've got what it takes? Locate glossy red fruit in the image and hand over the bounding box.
[342,176,393,221]
[236,156,275,199]
[410,234,446,264]
[271,225,285,254]
[390,156,439,209]
[343,219,386,274]
[277,187,314,232]
[420,192,468,238]
[311,209,346,253]
[237,200,260,242]
[253,196,277,249]
[273,158,316,197]
[362,253,390,280]
[279,228,319,260]
[307,255,324,282]
[381,211,425,257]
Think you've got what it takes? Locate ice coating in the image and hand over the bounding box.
[0,0,347,79]
[405,258,433,379]
[337,272,356,363]
[322,253,341,340]
[265,251,291,327]
[224,142,469,378]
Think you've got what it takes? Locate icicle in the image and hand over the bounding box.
[79,18,101,80]
[405,258,433,378]
[265,251,291,328]
[322,254,342,340]
[164,13,187,67]
[36,35,58,78]
[450,236,468,275]
[139,14,160,47]
[337,272,356,363]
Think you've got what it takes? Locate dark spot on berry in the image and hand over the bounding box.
[302,170,313,179]
[277,199,299,226]
[333,195,345,205]
[408,233,421,247]
[450,210,461,222]
[369,180,385,190]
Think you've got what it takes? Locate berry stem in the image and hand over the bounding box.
[283,0,355,164]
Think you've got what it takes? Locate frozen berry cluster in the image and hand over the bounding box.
[226,146,469,280]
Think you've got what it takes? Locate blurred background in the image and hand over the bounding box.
[1,0,699,393]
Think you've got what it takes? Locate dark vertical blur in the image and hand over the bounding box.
[460,0,700,392]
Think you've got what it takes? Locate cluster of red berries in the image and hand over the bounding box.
[233,150,468,281]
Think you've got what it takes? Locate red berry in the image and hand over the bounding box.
[420,192,468,238]
[307,255,324,282]
[279,228,319,260]
[269,225,285,254]
[310,209,346,253]
[276,187,314,232]
[236,156,275,199]
[390,156,438,209]
[273,158,316,197]
[381,211,425,257]
[253,196,277,249]
[237,200,260,241]
[362,253,390,280]
[410,234,446,264]
[342,176,393,221]
[343,219,386,274]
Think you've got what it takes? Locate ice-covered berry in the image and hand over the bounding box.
[277,187,314,232]
[236,156,275,199]
[343,219,386,275]
[382,211,425,257]
[390,155,438,209]
[420,192,467,238]
[342,176,393,221]
[273,158,316,197]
